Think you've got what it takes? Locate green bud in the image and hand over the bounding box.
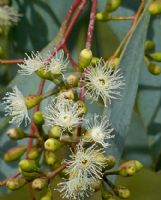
[105,0,122,13]
[48,126,62,139]
[77,100,87,116]
[96,12,109,21]
[66,73,80,88]
[28,147,41,160]
[19,159,39,172]
[33,111,44,126]
[6,177,27,191]
[25,95,43,109]
[59,89,75,100]
[32,178,48,190]
[101,187,113,199]
[79,48,93,69]
[118,160,143,177]
[115,185,130,199]
[21,171,40,180]
[44,138,62,152]
[105,155,116,170]
[107,57,120,70]
[134,160,143,171]
[91,57,100,65]
[44,151,57,166]
[41,189,52,200]
[145,40,155,51]
[148,63,161,75]
[7,128,27,140]
[148,52,161,62]
[4,146,26,162]
[149,1,161,15]
[36,67,54,81]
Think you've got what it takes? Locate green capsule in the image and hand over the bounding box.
[44,138,62,152]
[19,159,39,172]
[33,111,44,126]
[105,0,122,13]
[90,57,100,65]
[21,171,40,181]
[96,12,109,21]
[104,155,116,170]
[79,48,93,70]
[7,128,27,140]
[134,160,143,171]
[32,178,48,190]
[149,52,161,62]
[145,40,155,51]
[148,63,161,75]
[6,177,27,191]
[66,73,80,88]
[149,1,161,15]
[4,146,26,162]
[28,147,41,160]
[44,151,57,166]
[48,126,62,139]
[36,67,54,81]
[25,95,43,109]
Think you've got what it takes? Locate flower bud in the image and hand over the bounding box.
[96,12,109,21]
[101,187,113,199]
[79,48,93,69]
[25,95,43,109]
[105,0,122,13]
[19,159,39,172]
[7,128,27,140]
[4,146,26,162]
[6,177,27,191]
[40,189,52,200]
[77,100,87,116]
[36,67,54,81]
[91,57,101,65]
[28,147,41,160]
[66,73,80,88]
[149,1,161,15]
[107,57,120,70]
[148,52,161,62]
[148,63,161,75]
[145,40,155,51]
[115,185,130,199]
[44,151,57,166]
[48,126,62,139]
[21,171,40,180]
[33,111,44,126]
[44,138,62,152]
[32,178,48,190]
[59,89,75,100]
[118,160,143,177]
[105,155,116,170]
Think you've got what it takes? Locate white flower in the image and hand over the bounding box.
[84,115,114,148]
[57,177,94,200]
[0,6,20,26]
[83,59,124,107]
[64,141,107,181]
[47,50,69,76]
[2,86,30,127]
[18,51,45,75]
[45,96,82,134]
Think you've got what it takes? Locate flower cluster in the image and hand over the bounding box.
[2,48,124,199]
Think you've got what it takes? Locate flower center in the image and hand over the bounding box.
[97,76,108,87]
[90,127,103,141]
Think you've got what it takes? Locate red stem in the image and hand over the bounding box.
[0,172,20,186]
[47,164,67,179]
[63,46,78,69]
[0,59,23,64]
[86,0,97,49]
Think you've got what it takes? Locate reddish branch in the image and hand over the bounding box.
[0,59,23,64]
[0,172,20,186]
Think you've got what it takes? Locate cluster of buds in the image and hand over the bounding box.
[0,8,142,196]
[144,40,161,75]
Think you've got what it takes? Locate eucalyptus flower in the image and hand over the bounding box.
[45,96,82,134]
[47,50,69,76]
[84,115,114,148]
[0,5,20,26]
[2,86,30,127]
[83,59,124,107]
[57,177,94,200]
[18,52,45,75]
[64,141,107,181]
